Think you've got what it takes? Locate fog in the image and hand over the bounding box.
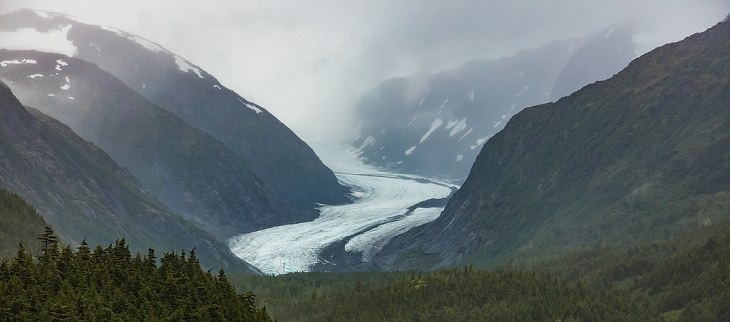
[2,0,728,145]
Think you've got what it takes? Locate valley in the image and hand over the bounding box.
[0,3,728,321]
[229,146,456,274]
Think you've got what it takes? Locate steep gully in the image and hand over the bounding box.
[229,145,457,274]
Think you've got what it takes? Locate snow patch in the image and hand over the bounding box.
[213,84,222,90]
[457,128,473,142]
[494,121,502,128]
[604,26,615,39]
[47,93,55,97]
[357,136,376,151]
[174,56,204,79]
[405,146,416,156]
[439,98,449,109]
[456,154,464,162]
[445,120,459,129]
[476,136,490,145]
[27,74,44,79]
[418,96,425,106]
[34,11,53,19]
[448,118,467,137]
[419,118,443,144]
[60,83,70,90]
[67,96,75,100]
[1,59,38,67]
[246,103,263,114]
[98,25,165,54]
[468,89,475,102]
[238,98,262,114]
[89,42,101,54]
[0,25,76,57]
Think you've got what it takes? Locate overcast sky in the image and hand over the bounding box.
[2,0,728,145]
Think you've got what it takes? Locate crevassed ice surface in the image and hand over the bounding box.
[228,145,454,275]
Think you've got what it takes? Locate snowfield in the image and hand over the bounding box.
[228,146,455,275]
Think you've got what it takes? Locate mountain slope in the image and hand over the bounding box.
[352,24,635,181]
[0,79,256,272]
[0,9,349,208]
[376,19,730,270]
[0,49,305,237]
[0,188,48,259]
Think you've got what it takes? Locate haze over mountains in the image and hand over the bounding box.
[0,2,728,320]
[0,49,299,237]
[0,3,728,280]
[0,79,256,272]
[0,9,351,271]
[0,9,349,212]
[352,24,636,181]
[374,18,730,270]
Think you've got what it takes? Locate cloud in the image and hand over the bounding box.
[2,0,728,145]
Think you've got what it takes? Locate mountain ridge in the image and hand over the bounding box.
[374,18,730,270]
[0,49,308,237]
[0,8,349,209]
[0,79,257,272]
[352,24,635,181]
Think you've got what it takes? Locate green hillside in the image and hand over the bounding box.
[0,189,47,259]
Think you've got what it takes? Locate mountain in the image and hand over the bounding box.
[0,188,48,259]
[375,19,730,270]
[352,24,635,181]
[0,49,304,237]
[0,79,256,272]
[0,9,349,209]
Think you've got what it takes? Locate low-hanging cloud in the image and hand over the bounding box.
[2,0,728,146]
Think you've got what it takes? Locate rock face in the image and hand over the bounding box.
[0,8,349,212]
[376,19,730,270]
[352,24,635,181]
[0,80,257,272]
[0,49,300,237]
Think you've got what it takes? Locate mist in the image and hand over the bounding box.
[2,0,728,145]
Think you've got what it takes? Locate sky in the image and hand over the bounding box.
[1,0,729,145]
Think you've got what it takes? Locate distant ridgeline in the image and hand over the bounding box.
[0,8,352,274]
[352,23,636,181]
[0,226,272,321]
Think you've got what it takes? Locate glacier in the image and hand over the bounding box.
[228,146,454,274]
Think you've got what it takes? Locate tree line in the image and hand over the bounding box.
[0,226,271,321]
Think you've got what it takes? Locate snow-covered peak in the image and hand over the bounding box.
[0,9,206,79]
[0,23,76,57]
[174,55,204,78]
